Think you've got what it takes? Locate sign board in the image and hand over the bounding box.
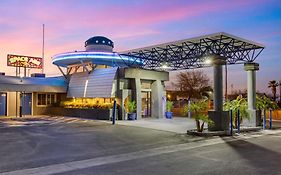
[7,54,43,69]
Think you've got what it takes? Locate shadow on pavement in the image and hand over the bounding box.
[222,137,281,172]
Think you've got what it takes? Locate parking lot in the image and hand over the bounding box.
[1,116,281,175]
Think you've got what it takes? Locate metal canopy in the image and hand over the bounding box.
[121,32,265,70]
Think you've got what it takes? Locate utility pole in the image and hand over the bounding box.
[279,80,281,103]
[42,24,45,73]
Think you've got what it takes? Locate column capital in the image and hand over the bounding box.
[244,62,259,71]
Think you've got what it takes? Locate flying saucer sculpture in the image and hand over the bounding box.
[52,36,143,68]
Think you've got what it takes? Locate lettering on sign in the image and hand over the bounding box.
[7,54,42,69]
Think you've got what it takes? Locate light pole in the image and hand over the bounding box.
[19,74,24,117]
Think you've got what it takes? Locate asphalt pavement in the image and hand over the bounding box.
[0,116,281,175]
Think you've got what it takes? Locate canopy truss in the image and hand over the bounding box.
[121,32,265,70]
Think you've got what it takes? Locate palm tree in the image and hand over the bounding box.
[268,80,279,101]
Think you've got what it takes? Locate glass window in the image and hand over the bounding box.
[51,94,56,104]
[37,93,56,106]
[37,94,47,106]
[47,94,51,105]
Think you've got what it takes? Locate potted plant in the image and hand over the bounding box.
[184,100,213,132]
[127,100,137,120]
[165,101,174,119]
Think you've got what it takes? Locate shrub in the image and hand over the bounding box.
[127,100,136,113]
[184,100,213,132]
[224,95,249,128]
[166,101,173,112]
[256,95,279,110]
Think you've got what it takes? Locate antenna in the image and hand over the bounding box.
[42,24,45,73]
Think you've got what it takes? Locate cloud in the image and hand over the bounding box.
[0,0,278,92]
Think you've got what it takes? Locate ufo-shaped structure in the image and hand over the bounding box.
[52,36,143,68]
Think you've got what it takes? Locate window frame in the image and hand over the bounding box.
[37,93,57,107]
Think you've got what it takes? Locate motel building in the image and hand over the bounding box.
[0,36,168,120]
[0,33,264,131]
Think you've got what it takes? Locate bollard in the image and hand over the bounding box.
[237,109,240,134]
[269,109,272,129]
[229,110,233,135]
[19,106,22,118]
[112,100,116,125]
[263,109,266,130]
[188,99,191,118]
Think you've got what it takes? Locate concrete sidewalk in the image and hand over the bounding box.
[116,117,199,134]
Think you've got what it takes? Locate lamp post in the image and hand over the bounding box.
[19,74,24,117]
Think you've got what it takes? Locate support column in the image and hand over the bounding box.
[244,62,259,126]
[151,80,164,118]
[213,64,223,111]
[208,55,229,131]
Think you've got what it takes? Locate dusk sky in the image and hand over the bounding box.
[0,0,281,93]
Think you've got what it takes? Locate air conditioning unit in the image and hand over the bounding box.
[31,73,45,78]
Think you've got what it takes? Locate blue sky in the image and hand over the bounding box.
[0,0,280,93]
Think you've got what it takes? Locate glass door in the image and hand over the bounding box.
[141,91,151,117]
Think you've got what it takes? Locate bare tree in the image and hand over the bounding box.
[173,70,212,99]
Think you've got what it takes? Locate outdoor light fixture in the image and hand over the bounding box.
[161,64,168,69]
[160,62,170,69]
[205,59,212,65]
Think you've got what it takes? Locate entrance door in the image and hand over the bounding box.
[0,93,7,116]
[21,93,32,115]
[141,91,151,117]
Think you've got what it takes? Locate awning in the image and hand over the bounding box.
[121,32,265,70]
[67,67,118,98]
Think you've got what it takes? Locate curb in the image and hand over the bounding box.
[187,127,263,137]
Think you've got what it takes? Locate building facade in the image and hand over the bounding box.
[0,36,169,120]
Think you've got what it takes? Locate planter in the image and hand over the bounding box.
[186,129,227,137]
[165,111,173,119]
[128,113,137,120]
[34,106,116,120]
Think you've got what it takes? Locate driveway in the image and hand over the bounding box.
[116,117,199,134]
[1,116,281,175]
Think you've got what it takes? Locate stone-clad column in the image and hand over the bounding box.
[244,62,259,126]
[213,63,223,111]
[208,55,229,131]
[135,78,142,120]
[151,80,164,118]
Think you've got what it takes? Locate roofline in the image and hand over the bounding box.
[121,32,265,53]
